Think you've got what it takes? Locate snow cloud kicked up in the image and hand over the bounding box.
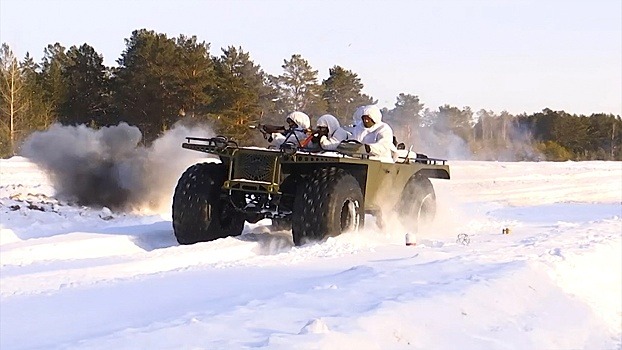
[21,122,213,213]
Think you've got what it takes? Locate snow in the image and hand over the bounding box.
[1,157,621,349]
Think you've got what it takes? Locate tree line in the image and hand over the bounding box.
[1,29,620,160]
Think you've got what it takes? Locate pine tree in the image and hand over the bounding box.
[386,93,424,141]
[172,34,215,120]
[433,104,474,142]
[114,29,214,141]
[209,46,274,143]
[321,65,372,125]
[276,54,325,117]
[21,53,56,130]
[40,43,69,118]
[60,44,110,125]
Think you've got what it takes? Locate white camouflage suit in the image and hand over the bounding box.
[269,111,311,147]
[315,114,351,150]
[350,105,397,162]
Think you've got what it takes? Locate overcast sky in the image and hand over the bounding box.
[1,0,620,116]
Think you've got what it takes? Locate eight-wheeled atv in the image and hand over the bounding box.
[172,136,450,246]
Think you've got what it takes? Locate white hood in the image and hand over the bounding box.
[316,114,341,136]
[286,111,310,129]
[351,104,397,162]
[361,105,383,123]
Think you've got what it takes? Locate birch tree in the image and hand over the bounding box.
[0,43,26,156]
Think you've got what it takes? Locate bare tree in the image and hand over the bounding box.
[0,43,26,156]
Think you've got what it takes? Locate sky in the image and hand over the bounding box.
[1,0,621,116]
[1,149,621,349]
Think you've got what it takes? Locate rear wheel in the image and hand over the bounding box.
[172,163,245,244]
[397,175,436,229]
[292,167,364,246]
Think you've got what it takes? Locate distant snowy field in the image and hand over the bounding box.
[1,157,621,350]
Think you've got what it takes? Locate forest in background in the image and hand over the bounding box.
[1,29,620,161]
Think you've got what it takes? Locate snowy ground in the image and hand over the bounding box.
[1,157,621,349]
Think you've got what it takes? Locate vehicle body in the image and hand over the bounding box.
[172,136,450,245]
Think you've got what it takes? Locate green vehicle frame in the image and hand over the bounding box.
[172,136,450,246]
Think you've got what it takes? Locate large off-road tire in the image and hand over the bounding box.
[291,167,364,246]
[397,175,436,229]
[271,218,292,231]
[172,162,245,245]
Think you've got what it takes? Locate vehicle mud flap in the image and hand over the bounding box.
[270,174,300,231]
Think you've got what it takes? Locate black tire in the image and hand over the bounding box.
[271,218,291,231]
[172,162,245,245]
[397,175,436,229]
[291,167,364,246]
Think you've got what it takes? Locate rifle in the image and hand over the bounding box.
[248,113,315,146]
[247,111,287,141]
[300,132,315,148]
[260,124,287,134]
[250,123,315,144]
[300,127,328,148]
[248,124,287,142]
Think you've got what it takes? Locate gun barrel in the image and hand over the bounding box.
[261,124,287,134]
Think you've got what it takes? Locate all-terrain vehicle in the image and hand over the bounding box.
[172,134,450,246]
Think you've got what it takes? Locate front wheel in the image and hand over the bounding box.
[172,163,245,244]
[291,167,364,246]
